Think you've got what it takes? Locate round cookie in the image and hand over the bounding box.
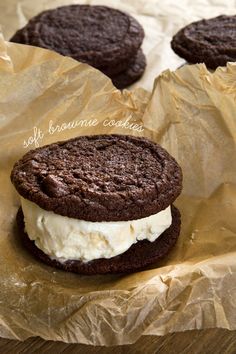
[111,49,146,89]
[10,5,144,75]
[171,15,236,70]
[17,205,181,275]
[11,135,182,222]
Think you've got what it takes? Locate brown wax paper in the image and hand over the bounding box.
[0,0,236,346]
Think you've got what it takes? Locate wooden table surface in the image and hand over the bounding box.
[0,329,236,354]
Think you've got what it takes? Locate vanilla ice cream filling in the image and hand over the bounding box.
[21,198,172,263]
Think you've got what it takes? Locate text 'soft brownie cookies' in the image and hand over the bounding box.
[11,135,183,274]
[10,5,146,88]
[171,15,236,70]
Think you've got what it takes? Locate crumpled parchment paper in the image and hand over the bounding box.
[0,0,236,346]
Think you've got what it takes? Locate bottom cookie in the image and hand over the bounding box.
[16,205,181,275]
[111,49,146,89]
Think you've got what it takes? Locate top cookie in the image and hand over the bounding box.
[171,15,236,69]
[10,5,144,73]
[11,135,182,222]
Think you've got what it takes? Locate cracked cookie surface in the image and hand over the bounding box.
[171,15,236,69]
[10,5,144,75]
[11,134,182,222]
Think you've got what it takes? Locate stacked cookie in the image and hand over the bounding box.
[10,5,146,89]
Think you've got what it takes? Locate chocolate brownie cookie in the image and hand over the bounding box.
[171,15,236,70]
[111,49,146,89]
[11,135,182,222]
[12,134,182,274]
[10,5,145,76]
[16,205,181,274]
